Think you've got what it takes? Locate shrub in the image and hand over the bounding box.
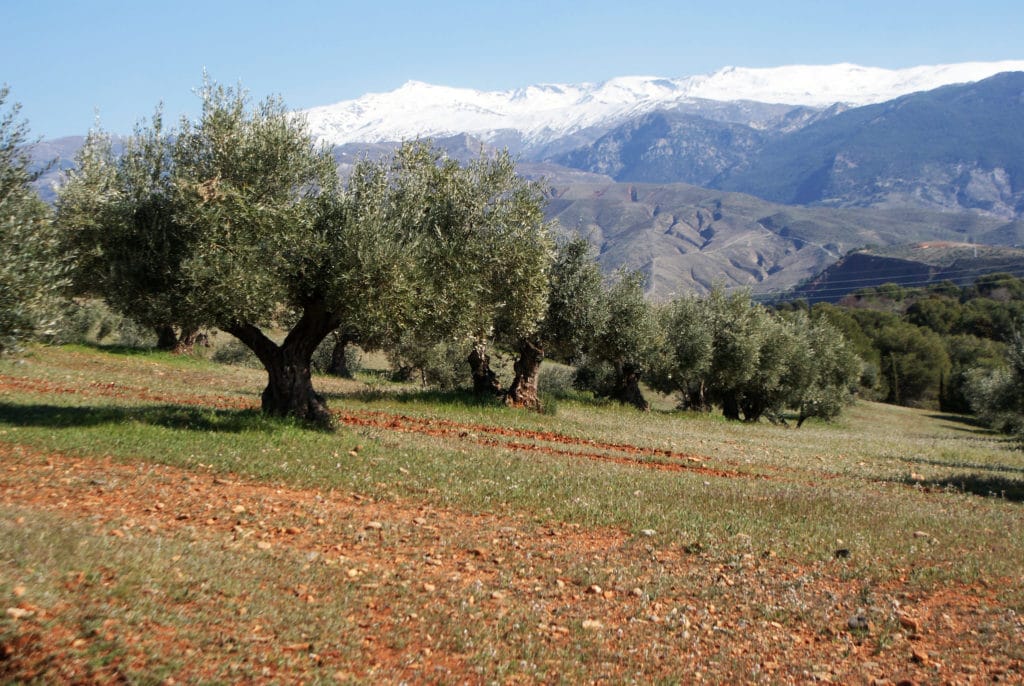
[537,362,577,398]
[58,300,156,348]
[212,339,262,368]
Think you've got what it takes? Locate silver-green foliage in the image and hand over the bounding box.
[574,269,660,407]
[59,110,202,336]
[56,79,552,421]
[540,237,604,363]
[656,288,860,423]
[965,330,1024,436]
[0,87,68,353]
[376,142,553,349]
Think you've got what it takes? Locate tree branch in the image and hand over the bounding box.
[225,322,279,368]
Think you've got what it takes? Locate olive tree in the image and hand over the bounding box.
[540,237,605,364]
[651,294,714,410]
[369,144,554,404]
[0,87,68,353]
[504,236,602,409]
[963,327,1024,437]
[58,80,552,426]
[702,289,768,420]
[655,290,860,423]
[732,313,811,422]
[59,112,207,351]
[791,313,861,426]
[576,270,659,410]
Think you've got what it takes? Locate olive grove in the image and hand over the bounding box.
[58,81,553,426]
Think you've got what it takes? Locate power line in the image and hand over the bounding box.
[783,270,1024,299]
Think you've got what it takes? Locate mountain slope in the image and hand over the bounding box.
[715,72,1024,217]
[539,173,1024,298]
[555,111,766,187]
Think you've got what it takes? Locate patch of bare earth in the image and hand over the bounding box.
[2,442,1022,684]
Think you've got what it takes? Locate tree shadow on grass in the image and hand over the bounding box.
[899,473,1024,503]
[924,413,1012,439]
[895,454,1024,476]
[926,412,990,429]
[0,402,283,434]
[326,387,506,409]
[71,342,159,356]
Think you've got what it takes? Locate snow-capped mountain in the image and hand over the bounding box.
[302,61,1024,149]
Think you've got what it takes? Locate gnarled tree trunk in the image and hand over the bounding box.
[260,348,330,424]
[506,339,544,410]
[172,327,202,355]
[156,325,204,354]
[227,302,340,428]
[614,362,649,411]
[326,333,353,378]
[468,345,502,398]
[684,380,709,412]
[155,325,178,351]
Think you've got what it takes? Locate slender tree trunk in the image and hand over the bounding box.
[226,301,340,428]
[467,345,502,398]
[506,339,544,410]
[888,352,900,405]
[326,334,353,378]
[614,362,650,411]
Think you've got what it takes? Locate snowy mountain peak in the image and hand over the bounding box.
[302,61,1024,149]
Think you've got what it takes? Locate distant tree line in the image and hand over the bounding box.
[775,274,1024,437]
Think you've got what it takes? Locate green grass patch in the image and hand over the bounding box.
[2,344,1024,587]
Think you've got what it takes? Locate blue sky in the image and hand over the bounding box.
[4,0,1023,139]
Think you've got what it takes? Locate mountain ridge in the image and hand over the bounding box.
[301,61,1024,150]
[31,61,1024,300]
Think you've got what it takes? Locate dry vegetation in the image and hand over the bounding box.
[2,345,1023,684]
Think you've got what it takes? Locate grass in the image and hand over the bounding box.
[2,344,1024,682]
[3,345,1023,577]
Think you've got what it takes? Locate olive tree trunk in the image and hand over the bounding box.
[155,325,178,351]
[468,345,502,397]
[226,304,340,427]
[614,362,649,411]
[506,339,543,410]
[326,333,353,378]
[172,328,202,354]
[721,394,741,421]
[156,325,203,354]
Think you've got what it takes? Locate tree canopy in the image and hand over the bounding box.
[0,86,68,353]
[653,289,860,423]
[58,80,552,426]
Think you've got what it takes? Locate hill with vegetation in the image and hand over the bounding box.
[790,243,1024,303]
